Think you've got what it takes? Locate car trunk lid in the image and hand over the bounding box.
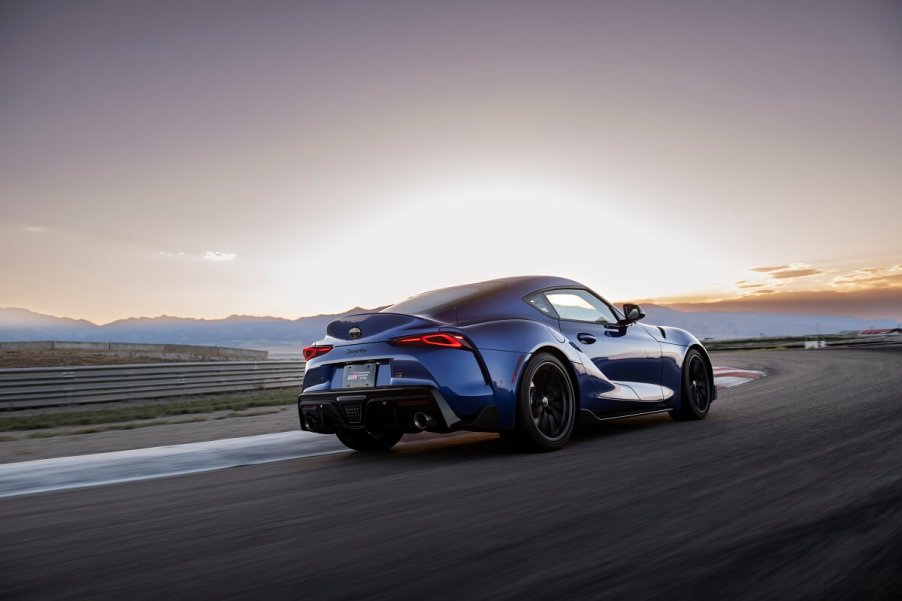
[326,312,445,344]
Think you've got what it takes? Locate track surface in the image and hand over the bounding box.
[2,349,901,600]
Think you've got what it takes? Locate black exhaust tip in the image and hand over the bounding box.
[412,412,435,431]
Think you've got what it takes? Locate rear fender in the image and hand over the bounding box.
[457,319,585,430]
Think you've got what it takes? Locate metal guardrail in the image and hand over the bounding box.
[0,361,305,410]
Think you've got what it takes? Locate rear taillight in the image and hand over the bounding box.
[303,345,333,361]
[391,333,471,349]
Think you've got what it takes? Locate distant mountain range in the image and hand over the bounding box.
[1,306,897,355]
[639,305,896,339]
[0,308,369,357]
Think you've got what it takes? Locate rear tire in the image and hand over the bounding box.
[671,349,711,421]
[335,429,403,452]
[503,352,576,452]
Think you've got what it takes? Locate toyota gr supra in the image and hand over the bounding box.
[298,276,715,452]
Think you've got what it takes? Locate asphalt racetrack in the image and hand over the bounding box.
[2,348,901,600]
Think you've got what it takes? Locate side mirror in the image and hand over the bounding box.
[622,303,645,323]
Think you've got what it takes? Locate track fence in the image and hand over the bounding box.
[0,361,306,410]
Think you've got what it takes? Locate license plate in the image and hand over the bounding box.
[342,363,376,388]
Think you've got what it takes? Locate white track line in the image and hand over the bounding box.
[0,431,345,498]
[0,365,764,497]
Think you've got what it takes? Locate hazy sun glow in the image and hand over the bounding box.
[1,0,900,322]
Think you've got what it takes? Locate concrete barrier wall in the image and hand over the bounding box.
[0,341,54,351]
[0,341,268,361]
[704,333,900,352]
[106,343,164,353]
[52,341,111,352]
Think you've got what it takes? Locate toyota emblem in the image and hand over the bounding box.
[349,327,362,339]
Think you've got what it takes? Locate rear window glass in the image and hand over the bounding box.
[384,282,506,316]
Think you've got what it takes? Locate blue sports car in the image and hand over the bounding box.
[299,276,715,452]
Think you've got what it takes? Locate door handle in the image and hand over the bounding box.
[577,333,596,344]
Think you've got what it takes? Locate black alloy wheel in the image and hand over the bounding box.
[504,352,576,451]
[672,349,711,421]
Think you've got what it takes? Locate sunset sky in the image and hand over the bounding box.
[1,0,900,323]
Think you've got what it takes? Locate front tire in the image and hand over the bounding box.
[504,352,576,452]
[672,349,712,421]
[335,429,403,452]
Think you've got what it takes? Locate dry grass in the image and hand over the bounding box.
[0,389,295,432]
[25,416,211,438]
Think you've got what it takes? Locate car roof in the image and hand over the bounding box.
[382,276,589,324]
[479,275,583,296]
[454,276,587,323]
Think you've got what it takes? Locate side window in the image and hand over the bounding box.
[545,289,619,324]
[524,292,557,317]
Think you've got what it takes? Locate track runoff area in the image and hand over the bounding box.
[0,366,764,498]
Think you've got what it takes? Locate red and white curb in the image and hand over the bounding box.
[0,366,763,498]
[713,366,765,389]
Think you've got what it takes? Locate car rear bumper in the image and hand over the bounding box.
[298,386,498,434]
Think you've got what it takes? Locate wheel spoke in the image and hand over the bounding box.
[550,410,561,432]
[688,356,709,411]
[525,361,574,440]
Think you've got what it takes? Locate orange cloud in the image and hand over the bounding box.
[769,268,824,279]
[747,263,825,281]
[668,287,902,320]
[831,271,902,290]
